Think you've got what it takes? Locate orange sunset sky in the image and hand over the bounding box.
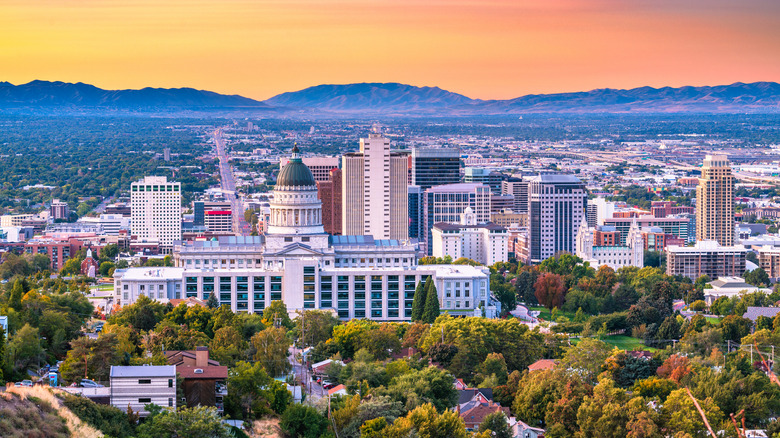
[2,0,780,100]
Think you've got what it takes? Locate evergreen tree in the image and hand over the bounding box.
[9,278,24,312]
[206,291,219,309]
[411,280,427,322]
[422,280,440,324]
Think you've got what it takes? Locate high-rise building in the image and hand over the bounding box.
[423,183,491,255]
[193,201,232,226]
[528,175,587,263]
[666,240,746,281]
[317,168,342,235]
[131,176,182,254]
[163,147,171,162]
[280,156,340,183]
[50,199,70,221]
[342,134,408,240]
[408,185,424,241]
[464,167,503,194]
[411,148,461,190]
[491,194,515,213]
[431,207,509,265]
[501,178,530,213]
[696,155,735,246]
[204,211,233,234]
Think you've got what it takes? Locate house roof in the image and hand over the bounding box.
[460,402,510,426]
[457,388,493,405]
[328,384,347,396]
[165,350,221,367]
[110,365,175,378]
[743,306,780,322]
[177,365,228,380]
[528,359,556,371]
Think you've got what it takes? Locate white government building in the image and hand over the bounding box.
[115,146,496,320]
[431,207,509,265]
[576,219,644,270]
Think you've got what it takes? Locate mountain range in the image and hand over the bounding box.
[1,80,779,114]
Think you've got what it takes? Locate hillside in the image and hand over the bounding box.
[0,80,268,109]
[1,385,103,437]
[263,82,475,111]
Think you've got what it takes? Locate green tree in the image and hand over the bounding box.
[744,267,770,287]
[385,403,468,438]
[411,280,428,322]
[60,333,119,383]
[206,292,218,309]
[476,352,508,386]
[135,405,232,438]
[478,412,512,438]
[421,280,440,324]
[262,300,293,329]
[381,366,458,413]
[293,309,339,348]
[98,261,115,276]
[559,338,613,384]
[720,315,753,342]
[279,404,329,438]
[8,278,24,311]
[224,361,276,419]
[251,326,291,377]
[662,388,725,437]
[108,294,167,331]
[8,323,44,373]
[209,326,246,367]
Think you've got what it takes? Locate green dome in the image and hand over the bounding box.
[277,147,316,188]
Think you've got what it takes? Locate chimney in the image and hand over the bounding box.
[195,346,209,367]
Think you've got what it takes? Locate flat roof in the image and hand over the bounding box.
[110,365,176,378]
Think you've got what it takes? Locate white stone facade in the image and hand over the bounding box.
[130,176,181,254]
[431,208,509,265]
[576,220,644,270]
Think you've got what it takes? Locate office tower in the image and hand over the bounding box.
[586,201,598,228]
[666,240,746,281]
[696,155,735,246]
[131,176,182,254]
[411,148,461,190]
[431,207,509,265]
[193,201,232,227]
[163,147,171,162]
[204,210,233,234]
[464,167,503,194]
[280,156,340,183]
[501,178,529,213]
[342,133,408,240]
[50,199,70,221]
[491,194,515,213]
[528,175,587,263]
[423,183,491,255]
[317,168,342,235]
[408,185,424,241]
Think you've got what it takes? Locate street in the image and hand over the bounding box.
[213,129,252,236]
[289,346,326,400]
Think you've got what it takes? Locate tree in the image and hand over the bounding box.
[421,280,440,324]
[261,300,293,330]
[476,352,508,386]
[662,388,724,437]
[7,323,44,373]
[293,309,339,348]
[206,292,218,309]
[744,267,770,287]
[60,333,119,383]
[559,338,612,384]
[251,327,291,377]
[534,273,566,313]
[384,403,469,438]
[8,278,24,311]
[279,404,329,438]
[411,279,428,322]
[381,366,458,413]
[108,294,167,331]
[478,412,512,438]
[720,315,753,342]
[136,405,232,438]
[224,361,276,419]
[210,326,246,367]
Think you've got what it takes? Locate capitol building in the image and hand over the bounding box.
[114,146,496,320]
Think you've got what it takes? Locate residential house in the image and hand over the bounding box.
[459,400,511,431]
[511,417,546,438]
[110,365,176,417]
[166,346,227,414]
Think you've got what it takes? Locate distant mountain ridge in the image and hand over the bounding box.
[1,80,779,114]
[264,82,475,111]
[0,80,267,108]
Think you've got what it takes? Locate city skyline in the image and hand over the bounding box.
[2,0,779,100]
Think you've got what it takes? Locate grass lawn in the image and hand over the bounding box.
[90,284,114,291]
[601,335,659,352]
[705,316,721,324]
[530,306,579,321]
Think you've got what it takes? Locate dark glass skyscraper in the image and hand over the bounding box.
[411,148,461,190]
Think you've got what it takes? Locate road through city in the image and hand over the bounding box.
[213,129,252,236]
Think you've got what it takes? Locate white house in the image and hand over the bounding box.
[110,365,177,417]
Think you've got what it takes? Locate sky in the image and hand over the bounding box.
[2,0,780,100]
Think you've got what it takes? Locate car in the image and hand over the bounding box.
[322,381,336,390]
[80,379,104,388]
[16,380,33,387]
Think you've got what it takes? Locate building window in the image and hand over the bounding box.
[139,398,152,403]
[139,379,151,384]
[168,379,173,388]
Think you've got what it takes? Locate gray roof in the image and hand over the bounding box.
[329,235,404,247]
[426,183,487,193]
[433,222,505,231]
[743,306,780,322]
[110,365,176,378]
[277,154,316,187]
[531,174,583,184]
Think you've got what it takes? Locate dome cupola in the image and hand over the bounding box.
[276,144,316,188]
